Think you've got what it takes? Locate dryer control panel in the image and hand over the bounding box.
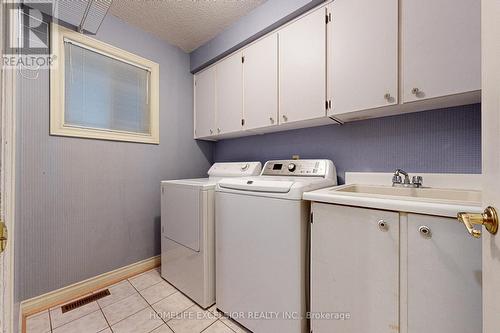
[208,162,262,177]
[262,160,334,178]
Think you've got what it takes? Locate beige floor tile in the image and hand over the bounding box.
[101,293,148,325]
[150,324,174,333]
[203,320,235,333]
[129,269,163,291]
[96,280,137,308]
[220,316,251,333]
[50,300,100,329]
[139,280,177,304]
[167,304,217,333]
[26,310,51,333]
[111,307,163,333]
[207,304,217,314]
[98,329,112,333]
[151,292,194,321]
[53,310,108,333]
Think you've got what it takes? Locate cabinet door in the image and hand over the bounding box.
[407,214,481,333]
[243,34,278,130]
[402,0,480,102]
[328,0,398,115]
[216,52,243,135]
[279,7,326,124]
[311,203,399,333]
[194,67,216,138]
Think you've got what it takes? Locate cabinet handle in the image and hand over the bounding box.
[384,93,392,102]
[209,129,213,134]
[282,115,288,122]
[378,220,388,231]
[419,225,432,239]
[270,117,275,124]
[217,128,221,133]
[411,87,420,95]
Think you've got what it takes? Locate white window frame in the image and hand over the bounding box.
[50,23,160,144]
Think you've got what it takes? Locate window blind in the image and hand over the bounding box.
[64,40,151,134]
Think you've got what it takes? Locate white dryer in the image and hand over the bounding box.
[215,159,337,333]
[161,162,262,309]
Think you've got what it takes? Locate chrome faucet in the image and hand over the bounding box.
[392,169,423,188]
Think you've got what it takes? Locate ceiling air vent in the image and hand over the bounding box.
[24,0,113,34]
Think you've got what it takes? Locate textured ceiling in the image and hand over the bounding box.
[109,0,266,53]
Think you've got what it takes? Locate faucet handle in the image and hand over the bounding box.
[412,176,423,187]
[392,175,402,185]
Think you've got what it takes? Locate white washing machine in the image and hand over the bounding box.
[161,162,262,309]
[215,159,337,333]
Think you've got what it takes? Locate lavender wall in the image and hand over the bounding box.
[15,14,212,304]
[190,0,325,72]
[214,104,481,184]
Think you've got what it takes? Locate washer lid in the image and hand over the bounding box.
[161,178,216,190]
[218,178,294,193]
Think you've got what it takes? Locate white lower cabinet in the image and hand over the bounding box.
[406,214,481,333]
[311,203,400,333]
[311,203,482,333]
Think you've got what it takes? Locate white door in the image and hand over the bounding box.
[0,2,15,331]
[481,0,500,331]
[407,214,481,333]
[279,7,327,124]
[311,203,399,333]
[216,52,243,135]
[401,0,480,102]
[194,66,216,138]
[328,0,398,115]
[243,33,278,130]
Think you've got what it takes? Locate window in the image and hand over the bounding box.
[50,24,159,144]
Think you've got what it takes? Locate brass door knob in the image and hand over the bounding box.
[457,206,498,238]
[0,221,7,253]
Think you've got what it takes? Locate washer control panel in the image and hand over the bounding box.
[262,160,329,177]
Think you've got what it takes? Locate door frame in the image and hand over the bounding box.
[1,1,18,332]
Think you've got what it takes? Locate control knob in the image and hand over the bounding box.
[288,163,296,172]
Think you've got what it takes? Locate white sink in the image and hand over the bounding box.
[335,184,482,203]
[303,184,482,217]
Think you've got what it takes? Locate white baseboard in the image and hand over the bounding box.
[20,255,160,330]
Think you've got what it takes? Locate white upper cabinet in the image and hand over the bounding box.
[216,52,243,135]
[328,0,398,115]
[194,66,216,138]
[193,0,481,140]
[402,0,480,102]
[243,33,279,130]
[279,7,327,124]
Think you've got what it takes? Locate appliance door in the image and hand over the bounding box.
[162,183,201,252]
[216,191,308,333]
